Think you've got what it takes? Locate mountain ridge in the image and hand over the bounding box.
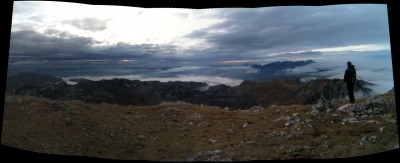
[6,72,374,109]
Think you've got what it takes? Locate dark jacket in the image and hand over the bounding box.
[344,65,356,84]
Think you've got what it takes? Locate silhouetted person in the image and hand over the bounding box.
[344,61,356,103]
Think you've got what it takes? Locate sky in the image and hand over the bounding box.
[7,1,394,94]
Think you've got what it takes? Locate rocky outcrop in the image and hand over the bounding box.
[236,78,373,107]
[6,72,63,95]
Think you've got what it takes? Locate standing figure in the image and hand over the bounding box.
[344,61,357,103]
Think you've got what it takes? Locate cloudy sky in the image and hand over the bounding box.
[8,1,394,93]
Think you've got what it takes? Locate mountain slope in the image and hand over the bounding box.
[2,91,398,161]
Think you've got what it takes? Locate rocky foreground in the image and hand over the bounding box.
[1,90,398,161]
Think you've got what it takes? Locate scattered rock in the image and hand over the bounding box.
[379,127,384,133]
[249,105,263,112]
[185,150,222,161]
[279,131,287,137]
[305,119,313,123]
[190,113,202,121]
[341,117,357,122]
[273,116,283,122]
[337,103,352,113]
[209,138,217,144]
[368,135,379,142]
[323,142,331,150]
[311,107,319,116]
[137,135,145,139]
[242,123,249,128]
[287,147,295,153]
[285,122,291,127]
[361,136,367,141]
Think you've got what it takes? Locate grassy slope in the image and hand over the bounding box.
[1,92,398,161]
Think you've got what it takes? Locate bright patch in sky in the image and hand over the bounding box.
[311,44,391,53]
[12,1,221,49]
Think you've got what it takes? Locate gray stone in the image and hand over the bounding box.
[287,147,295,153]
[190,113,202,121]
[361,136,367,141]
[311,108,319,116]
[209,138,217,144]
[342,117,357,122]
[242,123,249,128]
[279,131,287,136]
[379,127,384,133]
[273,116,283,122]
[368,135,379,142]
[185,150,222,161]
[285,122,291,127]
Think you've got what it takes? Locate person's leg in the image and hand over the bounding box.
[347,82,353,102]
[349,83,355,103]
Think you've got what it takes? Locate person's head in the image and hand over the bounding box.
[350,65,355,69]
[347,61,352,66]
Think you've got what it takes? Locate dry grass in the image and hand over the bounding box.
[2,93,398,161]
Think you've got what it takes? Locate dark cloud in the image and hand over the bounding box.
[63,17,110,31]
[10,30,96,57]
[9,30,183,66]
[185,5,390,55]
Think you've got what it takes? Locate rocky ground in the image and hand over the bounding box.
[1,91,399,161]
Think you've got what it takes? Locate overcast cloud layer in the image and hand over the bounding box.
[7,2,394,94]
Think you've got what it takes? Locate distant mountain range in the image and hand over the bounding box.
[251,60,315,70]
[245,60,316,80]
[6,72,374,109]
